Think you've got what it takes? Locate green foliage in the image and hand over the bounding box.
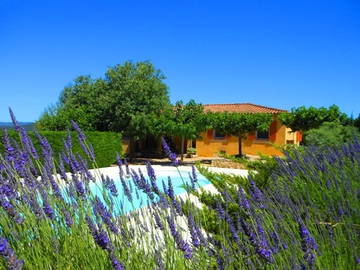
[36,61,170,138]
[194,141,360,269]
[304,121,360,148]
[207,112,273,156]
[169,100,209,139]
[279,105,347,132]
[208,112,273,136]
[186,147,196,155]
[354,114,360,131]
[0,130,122,168]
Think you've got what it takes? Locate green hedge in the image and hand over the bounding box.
[0,130,122,168]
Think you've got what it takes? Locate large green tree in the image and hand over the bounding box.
[278,105,347,132]
[209,112,273,156]
[36,61,170,138]
[167,100,209,161]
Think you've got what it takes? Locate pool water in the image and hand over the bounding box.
[89,168,211,214]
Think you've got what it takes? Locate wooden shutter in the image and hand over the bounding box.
[247,132,256,141]
[207,129,213,140]
[269,121,277,142]
[296,131,303,142]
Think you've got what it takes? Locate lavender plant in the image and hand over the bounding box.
[0,111,359,269]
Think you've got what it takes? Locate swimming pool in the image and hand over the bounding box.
[88,166,211,214]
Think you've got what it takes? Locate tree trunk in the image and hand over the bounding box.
[238,133,243,157]
[180,136,185,162]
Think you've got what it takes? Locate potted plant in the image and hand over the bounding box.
[186,147,197,158]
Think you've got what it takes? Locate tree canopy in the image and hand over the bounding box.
[278,105,347,132]
[209,112,273,156]
[209,112,273,136]
[166,100,209,160]
[36,61,170,138]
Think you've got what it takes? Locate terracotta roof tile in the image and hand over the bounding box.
[204,103,287,114]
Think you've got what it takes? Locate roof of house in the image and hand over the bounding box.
[203,103,287,114]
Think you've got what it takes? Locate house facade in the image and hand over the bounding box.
[191,103,302,157]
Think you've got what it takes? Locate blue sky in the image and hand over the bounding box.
[0,0,359,122]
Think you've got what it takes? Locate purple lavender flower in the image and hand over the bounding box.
[155,251,164,270]
[61,151,70,166]
[12,151,28,177]
[188,173,196,190]
[298,222,318,267]
[20,128,38,160]
[62,208,73,228]
[191,166,198,182]
[35,131,52,159]
[58,153,68,181]
[43,201,55,220]
[93,196,119,234]
[0,196,24,224]
[104,176,118,197]
[86,216,112,251]
[49,176,63,200]
[115,153,125,178]
[161,137,179,166]
[187,214,200,247]
[0,237,24,270]
[8,108,20,131]
[71,120,94,161]
[226,215,239,244]
[153,211,164,230]
[172,200,183,216]
[167,177,175,199]
[146,161,156,180]
[69,153,81,173]
[166,215,193,259]
[216,255,224,270]
[256,219,273,262]
[71,120,86,141]
[298,223,318,251]
[158,193,169,209]
[2,129,17,163]
[124,158,130,176]
[138,169,155,200]
[120,175,132,202]
[249,178,265,208]
[109,253,125,270]
[26,193,44,219]
[146,162,160,194]
[269,231,280,253]
[95,226,111,250]
[195,224,207,247]
[215,202,226,220]
[162,180,167,194]
[237,188,251,211]
[77,154,94,181]
[72,174,86,197]
[63,130,72,151]
[0,183,16,200]
[240,219,273,263]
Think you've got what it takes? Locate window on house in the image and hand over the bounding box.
[213,130,226,139]
[256,130,269,140]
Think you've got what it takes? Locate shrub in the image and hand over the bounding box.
[0,129,122,168]
[304,121,360,148]
[186,147,196,155]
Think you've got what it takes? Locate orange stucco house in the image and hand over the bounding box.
[191,103,302,157]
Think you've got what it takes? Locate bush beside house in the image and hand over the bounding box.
[0,130,122,168]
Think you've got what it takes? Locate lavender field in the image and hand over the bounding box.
[0,113,359,269]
